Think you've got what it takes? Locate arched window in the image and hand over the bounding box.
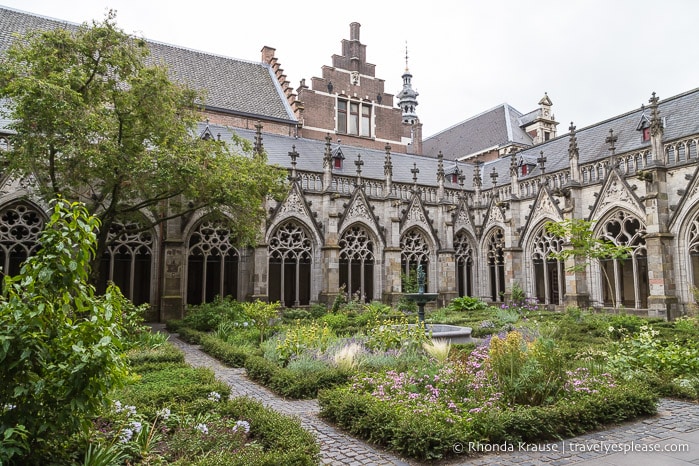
[268,221,312,307]
[454,231,474,297]
[0,203,43,280]
[531,225,566,305]
[339,225,374,302]
[400,228,430,292]
[187,221,239,305]
[686,215,699,292]
[599,211,648,308]
[0,137,9,151]
[98,222,153,305]
[486,228,505,302]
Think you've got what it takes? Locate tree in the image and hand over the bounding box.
[545,219,632,308]
[0,198,130,464]
[0,12,287,283]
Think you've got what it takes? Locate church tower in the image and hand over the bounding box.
[398,44,419,125]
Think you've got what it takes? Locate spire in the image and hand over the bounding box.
[398,42,419,125]
[384,143,393,194]
[568,122,581,183]
[254,121,264,156]
[323,134,333,189]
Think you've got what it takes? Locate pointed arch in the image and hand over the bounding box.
[268,219,313,307]
[0,201,46,280]
[97,219,155,306]
[484,227,505,302]
[529,221,566,305]
[454,229,476,297]
[339,222,376,302]
[595,209,648,308]
[186,219,240,305]
[400,227,432,292]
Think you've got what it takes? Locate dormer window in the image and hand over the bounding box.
[636,111,651,143]
[333,147,345,170]
[450,173,459,183]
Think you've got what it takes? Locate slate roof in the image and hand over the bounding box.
[0,6,296,123]
[199,122,475,190]
[201,87,699,194]
[484,87,699,187]
[423,103,534,160]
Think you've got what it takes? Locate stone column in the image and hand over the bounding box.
[318,212,341,305]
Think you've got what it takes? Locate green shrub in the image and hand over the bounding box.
[176,327,207,344]
[200,334,257,367]
[319,380,656,462]
[447,296,489,312]
[0,199,129,463]
[220,397,319,464]
[181,297,246,332]
[127,342,184,367]
[115,366,231,417]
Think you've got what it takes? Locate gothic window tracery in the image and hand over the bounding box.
[339,225,375,301]
[269,221,312,307]
[531,225,566,305]
[187,220,239,305]
[486,228,505,302]
[598,210,648,308]
[0,203,43,280]
[400,228,430,292]
[98,221,153,305]
[686,214,699,291]
[454,231,474,297]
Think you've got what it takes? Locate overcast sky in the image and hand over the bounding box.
[2,0,698,138]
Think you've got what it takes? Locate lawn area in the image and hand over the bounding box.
[167,293,699,462]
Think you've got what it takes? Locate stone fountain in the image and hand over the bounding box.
[402,265,474,344]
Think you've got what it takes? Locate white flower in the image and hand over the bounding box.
[130,421,142,433]
[233,420,250,434]
[114,400,123,412]
[608,326,614,333]
[207,391,221,402]
[119,428,133,443]
[157,407,171,420]
[195,423,208,434]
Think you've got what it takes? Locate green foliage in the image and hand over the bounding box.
[608,325,699,396]
[243,300,281,343]
[182,296,246,332]
[364,316,430,352]
[114,364,230,418]
[545,219,632,307]
[0,12,288,282]
[272,320,336,365]
[0,198,129,463]
[447,296,489,312]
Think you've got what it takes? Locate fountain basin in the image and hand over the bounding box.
[402,323,474,345]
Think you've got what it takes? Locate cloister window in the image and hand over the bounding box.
[400,228,430,292]
[598,211,648,308]
[0,203,43,280]
[269,221,312,307]
[531,225,566,305]
[337,98,372,137]
[454,231,474,297]
[187,221,239,305]
[98,221,153,306]
[339,225,374,302]
[687,215,699,290]
[486,228,506,302]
